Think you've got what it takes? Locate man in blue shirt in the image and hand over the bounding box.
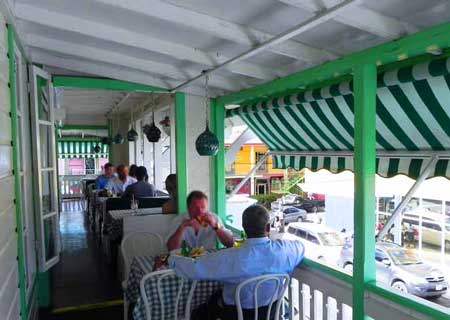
[169,205,304,319]
[95,162,115,190]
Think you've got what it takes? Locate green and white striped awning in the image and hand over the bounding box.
[58,141,109,159]
[227,56,450,179]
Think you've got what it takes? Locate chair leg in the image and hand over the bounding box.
[123,293,128,320]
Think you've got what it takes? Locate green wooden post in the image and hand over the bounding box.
[175,92,187,213]
[7,24,28,320]
[209,99,226,220]
[353,63,377,319]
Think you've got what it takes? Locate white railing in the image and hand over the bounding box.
[287,261,444,320]
[59,175,84,198]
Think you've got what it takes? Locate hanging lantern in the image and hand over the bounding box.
[195,73,219,156]
[127,105,138,142]
[101,137,111,145]
[93,143,101,153]
[113,115,124,144]
[143,94,161,143]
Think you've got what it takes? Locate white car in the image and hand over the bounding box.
[283,222,345,266]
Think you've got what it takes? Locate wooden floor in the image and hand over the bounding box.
[41,200,122,320]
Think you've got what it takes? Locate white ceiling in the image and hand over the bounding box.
[4,0,450,99]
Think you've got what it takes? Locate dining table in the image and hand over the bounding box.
[126,255,222,320]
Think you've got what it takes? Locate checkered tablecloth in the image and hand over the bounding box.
[126,256,222,320]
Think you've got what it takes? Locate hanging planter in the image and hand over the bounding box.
[143,95,162,143]
[113,115,124,144]
[196,124,219,156]
[127,106,138,142]
[93,143,101,154]
[195,73,219,156]
[101,137,111,145]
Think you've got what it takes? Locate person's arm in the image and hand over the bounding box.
[169,250,236,281]
[166,219,195,251]
[204,213,234,248]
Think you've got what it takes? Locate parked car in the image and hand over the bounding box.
[402,209,450,252]
[338,242,448,298]
[284,222,345,265]
[283,195,325,213]
[281,206,307,223]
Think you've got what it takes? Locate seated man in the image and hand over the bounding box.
[105,164,137,195]
[167,191,234,251]
[95,162,115,190]
[123,166,156,198]
[169,205,304,320]
[162,174,177,214]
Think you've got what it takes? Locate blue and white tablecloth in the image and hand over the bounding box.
[125,256,222,320]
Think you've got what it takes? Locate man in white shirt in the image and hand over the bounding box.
[105,164,136,195]
[167,191,234,251]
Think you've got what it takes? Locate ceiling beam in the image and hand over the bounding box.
[15,3,275,81]
[26,34,242,91]
[31,50,217,97]
[92,0,337,62]
[277,0,417,38]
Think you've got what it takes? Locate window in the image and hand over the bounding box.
[296,229,307,239]
[307,233,320,244]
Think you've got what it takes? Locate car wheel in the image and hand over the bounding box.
[297,216,304,222]
[391,281,408,293]
[343,263,353,273]
[445,240,450,253]
[312,206,318,213]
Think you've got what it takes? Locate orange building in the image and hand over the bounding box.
[225,143,285,195]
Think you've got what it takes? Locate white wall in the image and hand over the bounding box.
[185,94,211,200]
[325,195,354,233]
[0,16,20,320]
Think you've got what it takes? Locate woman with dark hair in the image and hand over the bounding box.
[162,174,177,214]
[128,164,138,179]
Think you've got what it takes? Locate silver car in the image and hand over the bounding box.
[338,242,448,298]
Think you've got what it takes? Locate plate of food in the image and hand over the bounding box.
[172,244,206,258]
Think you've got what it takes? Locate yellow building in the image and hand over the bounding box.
[225,143,285,195]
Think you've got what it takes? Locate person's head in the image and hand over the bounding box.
[242,205,270,238]
[187,191,208,218]
[165,174,177,197]
[104,163,115,177]
[129,164,138,178]
[117,164,128,179]
[136,166,148,181]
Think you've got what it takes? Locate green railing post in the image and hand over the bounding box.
[353,63,377,319]
[175,92,187,213]
[7,24,28,320]
[209,99,226,220]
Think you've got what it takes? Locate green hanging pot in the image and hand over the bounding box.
[93,144,101,153]
[127,128,138,142]
[195,125,219,156]
[113,133,124,144]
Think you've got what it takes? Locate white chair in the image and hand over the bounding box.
[235,274,290,320]
[139,270,197,320]
[121,232,165,320]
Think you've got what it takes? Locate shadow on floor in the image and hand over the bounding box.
[48,200,122,311]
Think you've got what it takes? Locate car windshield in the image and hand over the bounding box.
[317,232,345,246]
[387,248,422,265]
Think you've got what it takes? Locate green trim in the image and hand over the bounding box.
[353,64,377,319]
[108,119,114,162]
[57,137,103,142]
[53,76,168,92]
[7,24,28,320]
[209,99,226,219]
[365,282,450,319]
[58,124,108,130]
[218,21,450,105]
[175,92,187,213]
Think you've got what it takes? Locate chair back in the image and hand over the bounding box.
[235,274,290,320]
[105,197,131,212]
[121,232,165,282]
[137,196,170,209]
[140,270,197,320]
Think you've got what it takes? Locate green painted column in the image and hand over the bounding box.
[209,99,226,220]
[7,24,28,320]
[353,63,377,319]
[175,92,187,213]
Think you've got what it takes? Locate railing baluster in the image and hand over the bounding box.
[326,297,338,320]
[301,284,311,320]
[291,278,300,320]
[341,304,352,320]
[313,290,323,320]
